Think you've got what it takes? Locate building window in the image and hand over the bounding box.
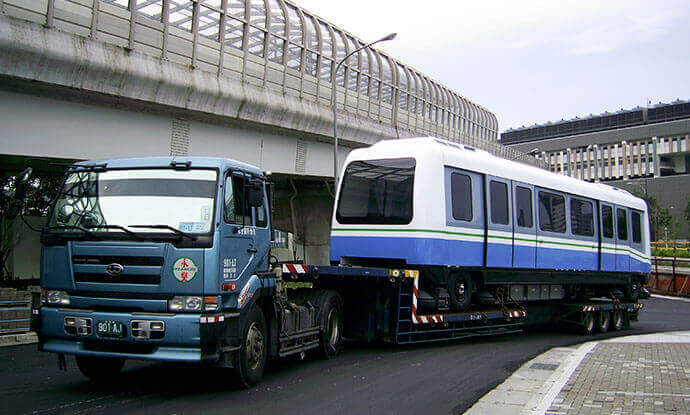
[516,186,533,228]
[451,173,472,221]
[490,181,509,225]
[570,198,594,236]
[539,191,566,233]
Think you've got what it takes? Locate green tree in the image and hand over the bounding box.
[685,197,690,236]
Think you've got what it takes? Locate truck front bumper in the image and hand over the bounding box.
[38,307,233,363]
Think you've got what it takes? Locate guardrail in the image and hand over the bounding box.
[649,256,690,297]
[0,288,31,335]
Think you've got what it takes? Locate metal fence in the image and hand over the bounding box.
[650,257,690,297]
[1,0,543,167]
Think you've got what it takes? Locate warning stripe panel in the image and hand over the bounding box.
[281,264,309,274]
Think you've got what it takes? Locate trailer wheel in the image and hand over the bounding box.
[233,306,267,388]
[596,311,610,333]
[581,312,596,335]
[448,273,473,311]
[75,356,125,381]
[611,310,624,331]
[317,292,344,360]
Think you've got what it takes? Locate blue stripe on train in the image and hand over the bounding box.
[330,235,650,272]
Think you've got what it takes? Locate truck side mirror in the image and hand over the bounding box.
[247,180,264,207]
[6,167,32,220]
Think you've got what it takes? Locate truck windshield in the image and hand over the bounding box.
[336,158,415,224]
[47,168,217,236]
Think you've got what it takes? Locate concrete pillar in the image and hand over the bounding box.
[560,151,566,175]
[566,148,573,177]
[621,141,628,179]
[652,136,660,177]
[611,144,617,178]
[592,144,599,182]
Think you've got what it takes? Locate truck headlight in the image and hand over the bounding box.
[42,289,70,305]
[168,296,203,312]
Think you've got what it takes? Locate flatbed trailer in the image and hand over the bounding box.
[277,264,643,346]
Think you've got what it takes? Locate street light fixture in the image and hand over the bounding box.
[332,32,397,186]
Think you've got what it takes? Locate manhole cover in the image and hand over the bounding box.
[530,363,559,371]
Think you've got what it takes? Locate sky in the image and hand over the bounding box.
[296,0,690,132]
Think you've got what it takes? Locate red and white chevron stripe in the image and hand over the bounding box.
[282,264,309,274]
[411,271,443,325]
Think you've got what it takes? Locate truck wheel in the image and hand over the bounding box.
[611,310,624,331]
[75,355,125,381]
[626,279,640,302]
[317,292,344,360]
[596,311,610,333]
[581,312,595,335]
[448,273,472,311]
[234,306,267,388]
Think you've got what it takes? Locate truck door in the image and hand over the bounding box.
[485,175,513,268]
[600,203,616,271]
[219,172,257,285]
[512,182,536,268]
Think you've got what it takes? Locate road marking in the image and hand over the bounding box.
[531,341,599,415]
[651,294,690,303]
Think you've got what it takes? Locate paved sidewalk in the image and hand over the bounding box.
[465,331,690,415]
[0,331,37,347]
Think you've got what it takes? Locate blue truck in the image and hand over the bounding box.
[11,142,646,386]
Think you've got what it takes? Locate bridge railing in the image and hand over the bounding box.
[1,0,544,168]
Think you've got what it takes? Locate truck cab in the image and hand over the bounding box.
[35,156,284,385]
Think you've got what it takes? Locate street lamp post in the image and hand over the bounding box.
[332,33,397,187]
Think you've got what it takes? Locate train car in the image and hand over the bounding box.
[330,137,651,311]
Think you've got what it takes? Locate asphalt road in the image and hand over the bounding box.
[2,296,689,415]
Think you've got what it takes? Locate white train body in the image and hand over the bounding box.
[330,138,651,277]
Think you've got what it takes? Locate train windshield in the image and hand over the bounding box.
[336,158,415,224]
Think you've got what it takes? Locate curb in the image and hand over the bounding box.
[0,332,38,347]
[464,330,690,415]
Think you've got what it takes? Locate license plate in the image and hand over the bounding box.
[96,320,125,338]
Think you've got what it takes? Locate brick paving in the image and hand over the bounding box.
[547,343,690,415]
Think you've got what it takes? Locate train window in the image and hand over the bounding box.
[632,211,642,243]
[490,181,509,225]
[336,158,415,224]
[617,208,628,240]
[570,198,594,236]
[602,205,613,238]
[538,191,566,233]
[451,173,472,221]
[516,186,533,228]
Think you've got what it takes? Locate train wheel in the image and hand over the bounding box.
[596,311,610,333]
[317,291,344,360]
[448,273,473,311]
[626,279,640,302]
[611,310,625,331]
[581,312,596,335]
[233,306,267,388]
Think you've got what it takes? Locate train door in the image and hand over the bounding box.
[629,210,646,272]
[615,206,631,272]
[485,176,513,268]
[535,187,569,269]
[444,167,485,267]
[512,182,536,268]
[600,203,616,271]
[568,195,598,271]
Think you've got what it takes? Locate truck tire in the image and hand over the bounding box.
[611,310,624,331]
[596,311,610,333]
[75,355,125,381]
[448,273,472,311]
[233,306,267,388]
[581,312,595,335]
[317,291,344,360]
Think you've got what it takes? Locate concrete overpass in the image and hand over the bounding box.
[0,0,538,266]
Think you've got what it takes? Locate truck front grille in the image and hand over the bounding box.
[74,273,161,285]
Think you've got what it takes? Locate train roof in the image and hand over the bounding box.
[345,137,647,211]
